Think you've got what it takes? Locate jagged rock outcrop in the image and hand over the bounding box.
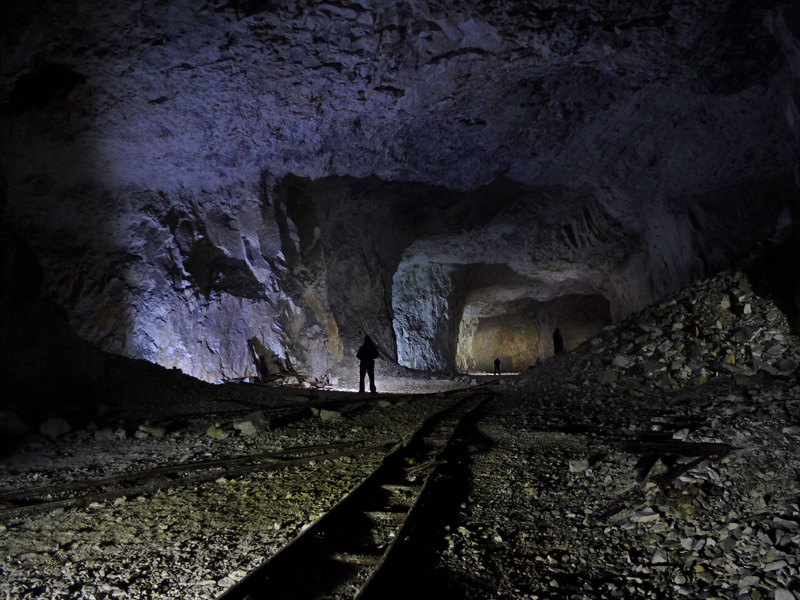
[0,0,797,383]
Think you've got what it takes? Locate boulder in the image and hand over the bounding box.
[40,417,71,438]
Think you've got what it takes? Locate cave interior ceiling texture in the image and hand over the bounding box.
[1,0,799,390]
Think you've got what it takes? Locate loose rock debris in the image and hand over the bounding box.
[1,269,800,599]
[437,271,800,599]
[0,395,455,599]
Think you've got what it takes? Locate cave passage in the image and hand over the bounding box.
[456,293,613,374]
[1,1,799,595]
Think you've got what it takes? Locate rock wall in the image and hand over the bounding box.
[8,174,351,383]
[457,294,612,373]
[393,262,466,372]
[392,183,791,373]
[0,0,797,383]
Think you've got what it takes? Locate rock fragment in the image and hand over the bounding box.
[631,508,660,523]
[233,421,258,436]
[138,424,166,437]
[0,411,28,440]
[319,409,342,421]
[206,425,228,439]
[40,417,71,438]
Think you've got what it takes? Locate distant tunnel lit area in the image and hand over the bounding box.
[457,293,613,373]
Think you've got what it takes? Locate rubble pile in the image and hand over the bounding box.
[553,270,799,391]
[441,270,800,599]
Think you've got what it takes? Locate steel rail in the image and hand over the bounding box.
[0,442,395,521]
[0,442,363,502]
[219,391,488,600]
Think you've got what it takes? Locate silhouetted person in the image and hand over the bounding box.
[357,335,380,393]
[553,327,564,355]
[494,356,501,375]
[535,355,542,367]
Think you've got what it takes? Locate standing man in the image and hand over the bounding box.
[357,335,380,393]
[494,356,501,375]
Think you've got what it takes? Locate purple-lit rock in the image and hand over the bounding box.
[0,0,798,384]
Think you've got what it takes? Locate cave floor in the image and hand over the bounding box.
[1,374,798,600]
[2,272,800,599]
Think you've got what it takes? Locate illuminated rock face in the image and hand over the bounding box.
[0,1,798,382]
[457,294,612,374]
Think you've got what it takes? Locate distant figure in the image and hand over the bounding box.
[553,327,564,355]
[494,356,501,375]
[535,355,542,367]
[356,335,380,393]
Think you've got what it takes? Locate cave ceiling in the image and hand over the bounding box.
[0,0,798,381]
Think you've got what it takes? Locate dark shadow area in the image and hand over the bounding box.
[7,63,86,114]
[227,0,276,18]
[0,223,105,451]
[743,234,800,336]
[0,19,137,441]
[184,236,265,298]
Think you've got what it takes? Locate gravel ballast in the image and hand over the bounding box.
[2,270,799,599]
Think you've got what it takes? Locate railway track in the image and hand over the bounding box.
[0,385,497,524]
[220,390,490,600]
[0,441,396,521]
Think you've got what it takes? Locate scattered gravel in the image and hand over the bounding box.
[0,391,456,599]
[438,271,800,599]
[2,270,799,599]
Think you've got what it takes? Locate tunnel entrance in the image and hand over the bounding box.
[393,259,619,374]
[456,293,612,373]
